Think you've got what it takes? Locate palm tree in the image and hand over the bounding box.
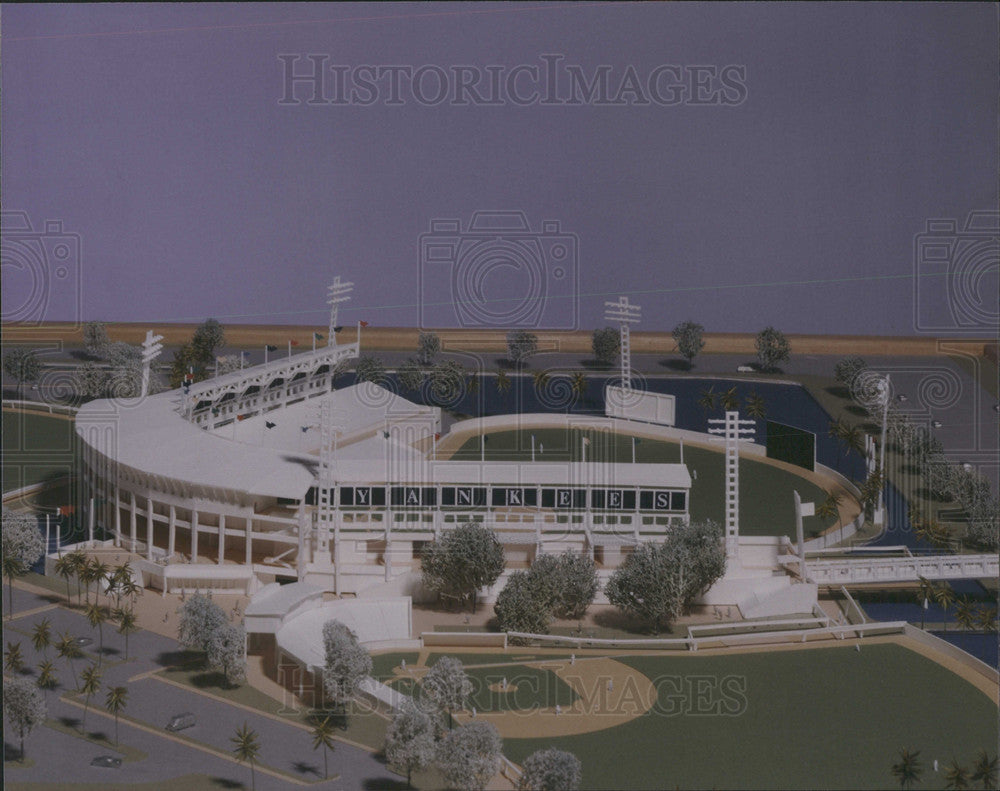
[31,617,52,658]
[844,424,866,460]
[56,632,81,689]
[36,659,58,700]
[104,685,129,747]
[75,554,96,605]
[111,562,133,609]
[79,662,103,734]
[67,551,88,605]
[495,369,511,396]
[54,554,76,604]
[115,607,139,660]
[697,386,717,416]
[85,603,108,661]
[571,371,587,398]
[975,605,997,634]
[5,641,25,673]
[89,559,111,604]
[933,583,956,633]
[721,385,740,411]
[3,553,26,619]
[816,494,843,526]
[971,750,998,789]
[310,716,337,779]
[944,760,971,790]
[745,392,767,419]
[891,748,923,789]
[954,598,977,632]
[231,721,261,791]
[916,577,935,630]
[532,369,550,391]
[120,577,143,607]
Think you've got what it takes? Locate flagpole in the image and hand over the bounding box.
[288,340,292,359]
[632,436,636,464]
[264,345,269,364]
[679,437,684,464]
[531,434,536,462]
[312,333,316,352]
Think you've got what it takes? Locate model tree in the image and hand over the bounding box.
[310,715,337,779]
[355,355,387,385]
[672,320,705,369]
[518,748,583,791]
[398,358,426,393]
[522,552,599,621]
[3,347,41,398]
[177,593,228,655]
[435,720,503,791]
[385,701,436,787]
[421,523,505,613]
[890,748,923,789]
[207,622,247,687]
[104,685,129,747]
[3,677,47,762]
[494,571,552,635]
[506,330,538,367]
[2,508,45,619]
[605,520,726,633]
[754,326,790,372]
[591,327,620,367]
[834,356,868,390]
[418,331,441,366]
[421,656,473,730]
[191,318,226,367]
[321,620,373,718]
[215,354,244,376]
[428,360,467,405]
[82,321,111,358]
[231,721,261,791]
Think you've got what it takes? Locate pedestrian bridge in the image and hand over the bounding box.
[779,549,998,586]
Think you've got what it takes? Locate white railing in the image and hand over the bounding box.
[2,398,78,416]
[806,553,999,584]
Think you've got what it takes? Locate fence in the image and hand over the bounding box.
[2,399,78,417]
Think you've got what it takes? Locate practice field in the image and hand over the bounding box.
[451,428,843,538]
[1,409,79,491]
[492,642,998,790]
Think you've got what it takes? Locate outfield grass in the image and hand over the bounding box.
[2,410,79,491]
[464,664,579,713]
[500,643,999,790]
[452,428,836,538]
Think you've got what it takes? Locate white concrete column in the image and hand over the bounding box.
[114,485,122,547]
[146,496,154,560]
[296,503,307,580]
[191,510,199,562]
[245,514,252,566]
[129,492,137,550]
[88,497,95,547]
[168,505,176,560]
[218,513,226,565]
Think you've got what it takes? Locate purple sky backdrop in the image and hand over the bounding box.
[3,2,997,335]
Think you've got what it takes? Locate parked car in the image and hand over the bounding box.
[737,365,754,372]
[165,712,196,732]
[91,755,122,769]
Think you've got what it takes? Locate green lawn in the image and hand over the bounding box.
[452,428,835,538]
[2,410,80,492]
[501,643,999,790]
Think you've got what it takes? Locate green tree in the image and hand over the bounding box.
[971,750,998,789]
[944,760,971,790]
[755,326,790,372]
[975,605,997,634]
[115,607,139,659]
[570,372,587,398]
[529,552,599,620]
[421,523,505,613]
[671,320,705,368]
[398,358,425,393]
[82,321,111,358]
[355,355,388,385]
[891,748,923,790]
[427,360,467,406]
[518,748,583,791]
[3,347,42,398]
[605,521,726,633]
[231,721,261,791]
[2,508,46,617]
[3,676,47,762]
[207,622,247,686]
[310,716,337,779]
[816,494,843,527]
[55,632,81,689]
[104,685,128,747]
[54,553,76,604]
[5,641,25,673]
[177,592,227,655]
[422,656,472,730]
[79,662,102,734]
[85,602,108,661]
[191,318,225,368]
[67,550,89,604]
[954,597,977,632]
[834,356,868,389]
[697,386,717,416]
[506,330,538,366]
[418,331,441,366]
[744,392,767,419]
[321,620,373,718]
[721,386,740,412]
[385,702,436,788]
[495,369,511,396]
[933,583,956,633]
[591,327,620,367]
[495,571,552,636]
[435,720,502,791]
[36,660,58,699]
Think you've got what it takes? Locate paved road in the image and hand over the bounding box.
[3,586,406,790]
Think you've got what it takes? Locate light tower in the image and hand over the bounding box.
[604,295,641,390]
[316,399,341,590]
[708,411,756,561]
[327,276,354,347]
[140,330,164,397]
[874,374,890,527]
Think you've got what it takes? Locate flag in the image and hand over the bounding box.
[435,433,441,440]
[58,505,75,516]
[289,339,300,346]
[265,421,276,429]
[265,344,278,352]
[359,320,370,328]
[314,332,324,340]
[301,426,310,433]
[211,407,220,417]
[383,430,390,439]
[332,326,343,333]
[582,436,590,446]
[237,414,246,421]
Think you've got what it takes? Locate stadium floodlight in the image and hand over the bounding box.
[327,276,354,347]
[141,330,164,397]
[604,296,641,391]
[708,410,756,562]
